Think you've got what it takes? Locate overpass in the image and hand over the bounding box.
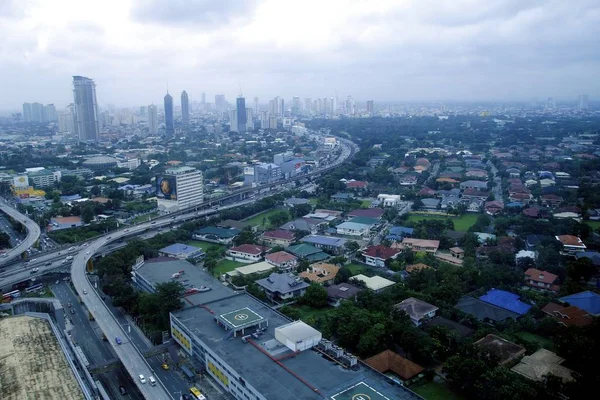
[0,200,41,266]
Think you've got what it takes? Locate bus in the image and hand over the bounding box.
[12,279,32,291]
[25,283,44,294]
[189,387,206,400]
[2,290,21,302]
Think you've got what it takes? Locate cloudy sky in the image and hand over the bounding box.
[1,0,599,110]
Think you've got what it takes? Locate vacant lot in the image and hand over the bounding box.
[243,209,290,229]
[213,259,245,277]
[345,263,366,276]
[411,381,464,400]
[185,240,225,252]
[293,304,334,320]
[406,213,478,232]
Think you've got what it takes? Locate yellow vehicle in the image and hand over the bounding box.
[189,387,206,400]
[161,363,169,370]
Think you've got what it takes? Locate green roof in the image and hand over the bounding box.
[348,216,379,226]
[286,243,322,257]
[195,226,241,238]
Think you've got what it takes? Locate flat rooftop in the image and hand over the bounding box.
[0,315,84,400]
[136,257,236,304]
[173,292,421,400]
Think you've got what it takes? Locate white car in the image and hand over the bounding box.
[83,289,87,294]
[138,374,146,384]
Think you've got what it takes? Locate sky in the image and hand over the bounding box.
[0,0,599,110]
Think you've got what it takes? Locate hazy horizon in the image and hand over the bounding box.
[1,0,599,110]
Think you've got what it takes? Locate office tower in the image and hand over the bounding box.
[22,103,32,122]
[201,92,206,106]
[346,96,356,115]
[229,109,237,131]
[58,106,75,133]
[292,97,301,116]
[273,96,284,116]
[148,104,158,135]
[164,92,174,137]
[260,111,269,129]
[181,90,189,126]
[215,94,226,111]
[236,96,247,133]
[367,100,374,114]
[304,98,311,114]
[269,116,278,130]
[44,104,57,122]
[156,166,204,212]
[253,97,259,115]
[578,94,589,110]
[31,102,44,122]
[72,76,100,141]
[268,99,276,115]
[245,108,253,130]
[139,106,146,116]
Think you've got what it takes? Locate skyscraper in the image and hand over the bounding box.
[367,100,374,114]
[58,105,75,133]
[215,94,226,111]
[181,91,189,126]
[31,102,44,122]
[73,76,100,141]
[44,104,57,122]
[148,104,158,135]
[292,97,301,116]
[164,92,174,137]
[22,103,32,122]
[578,94,589,110]
[201,92,206,105]
[253,97,259,115]
[236,96,247,133]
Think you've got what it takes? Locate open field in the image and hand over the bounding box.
[213,259,245,277]
[516,331,556,351]
[185,240,226,252]
[243,209,289,229]
[293,304,334,320]
[346,263,366,276]
[411,381,465,400]
[406,213,478,232]
[585,220,600,231]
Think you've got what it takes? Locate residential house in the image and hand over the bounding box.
[399,175,418,187]
[286,243,329,262]
[300,235,347,255]
[217,219,257,232]
[401,263,432,280]
[377,194,402,207]
[280,218,326,234]
[575,251,600,267]
[466,169,489,179]
[526,234,547,251]
[351,274,395,293]
[299,262,340,285]
[511,349,574,383]
[435,247,464,266]
[524,268,560,292]
[347,208,384,220]
[284,197,311,208]
[365,350,424,384]
[336,221,372,237]
[331,192,355,202]
[479,289,531,316]
[485,201,504,215]
[418,187,436,197]
[558,291,600,316]
[225,261,276,282]
[226,244,270,263]
[345,180,369,190]
[395,297,439,326]
[455,297,521,324]
[387,226,414,242]
[474,334,526,366]
[461,188,489,201]
[261,230,295,247]
[326,283,363,307]
[540,194,563,208]
[421,198,441,209]
[362,245,402,267]
[193,226,240,245]
[255,273,309,301]
[460,180,488,191]
[541,303,593,327]
[402,238,440,253]
[264,251,298,272]
[555,235,586,255]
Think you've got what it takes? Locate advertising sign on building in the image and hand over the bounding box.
[156,176,177,200]
[243,166,255,176]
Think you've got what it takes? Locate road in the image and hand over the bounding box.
[0,200,41,266]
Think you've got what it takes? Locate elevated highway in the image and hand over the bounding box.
[0,200,41,266]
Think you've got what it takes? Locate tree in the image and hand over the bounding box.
[81,203,95,223]
[90,185,101,196]
[567,258,596,282]
[334,267,352,284]
[357,322,387,357]
[0,232,11,248]
[344,240,360,253]
[301,283,328,308]
[233,228,256,246]
[382,207,398,222]
[292,203,312,218]
[268,210,290,227]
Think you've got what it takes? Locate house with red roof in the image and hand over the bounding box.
[265,251,298,272]
[555,235,586,256]
[524,268,560,293]
[541,303,593,327]
[362,245,402,267]
[347,208,384,220]
[540,194,563,208]
[485,201,505,215]
[260,229,295,247]
[345,180,369,189]
[417,187,436,197]
[226,244,271,263]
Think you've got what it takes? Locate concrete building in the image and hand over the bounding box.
[255,272,309,301]
[48,216,83,231]
[226,244,270,263]
[72,76,100,141]
[164,92,174,137]
[28,169,60,188]
[395,298,439,326]
[377,194,402,207]
[159,243,205,260]
[181,90,189,126]
[244,163,282,185]
[156,166,204,212]
[148,104,158,135]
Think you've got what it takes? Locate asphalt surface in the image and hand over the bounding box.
[0,200,41,266]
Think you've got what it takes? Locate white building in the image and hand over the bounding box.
[156,166,204,212]
[148,104,158,135]
[117,158,141,171]
[377,194,401,207]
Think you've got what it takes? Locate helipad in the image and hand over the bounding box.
[331,382,392,400]
[220,307,263,328]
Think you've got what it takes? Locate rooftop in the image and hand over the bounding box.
[347,208,384,219]
[0,316,84,400]
[300,263,340,283]
[265,251,297,264]
[327,283,363,300]
[474,334,526,365]
[455,296,521,323]
[262,230,295,240]
[255,272,310,294]
[229,244,270,255]
[479,289,531,315]
[363,245,402,260]
[511,349,574,383]
[196,226,241,238]
[365,350,424,381]
[524,268,558,284]
[559,291,600,315]
[395,297,439,321]
[160,243,205,256]
[555,235,586,248]
[301,235,347,247]
[351,274,395,291]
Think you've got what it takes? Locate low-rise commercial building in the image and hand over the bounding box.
[159,243,205,260]
[156,166,204,212]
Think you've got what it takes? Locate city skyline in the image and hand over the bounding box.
[1,0,599,109]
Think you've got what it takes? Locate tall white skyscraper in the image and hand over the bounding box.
[31,102,44,122]
[44,104,57,122]
[148,104,158,135]
[73,76,100,141]
[181,90,189,126]
[58,105,75,133]
[22,103,32,122]
[253,97,259,115]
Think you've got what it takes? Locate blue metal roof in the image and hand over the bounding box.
[160,243,205,255]
[390,226,414,236]
[479,289,531,315]
[559,291,600,315]
[301,235,346,247]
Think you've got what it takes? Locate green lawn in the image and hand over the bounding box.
[412,381,465,400]
[406,213,479,232]
[345,263,366,276]
[360,200,372,208]
[131,212,158,224]
[213,259,245,277]
[293,304,334,320]
[585,220,600,231]
[185,240,225,252]
[516,332,556,351]
[308,198,319,206]
[243,209,289,229]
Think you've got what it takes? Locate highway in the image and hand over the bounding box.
[0,200,41,266]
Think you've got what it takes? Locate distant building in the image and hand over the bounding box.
[555,235,586,256]
[365,350,424,384]
[264,251,298,272]
[362,245,402,267]
[164,92,174,137]
[181,90,189,126]
[351,274,395,293]
[148,104,158,135]
[156,166,203,212]
[475,334,526,366]
[366,100,374,114]
[327,283,363,307]
[226,244,270,263]
[402,238,440,253]
[236,96,247,132]
[193,226,240,245]
[255,272,309,301]
[299,263,340,285]
[72,76,100,141]
[395,297,439,326]
[48,216,83,231]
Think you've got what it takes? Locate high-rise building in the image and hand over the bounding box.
[546,97,555,109]
[260,111,269,129]
[269,116,278,130]
[73,76,100,141]
[245,108,253,131]
[201,92,206,106]
[156,166,204,212]
[345,96,356,115]
[304,98,311,114]
[236,96,247,133]
[22,103,32,122]
[31,102,44,122]
[367,100,374,114]
[139,106,146,116]
[181,90,189,126]
[44,104,57,122]
[253,97,259,115]
[578,94,589,110]
[58,105,75,133]
[292,97,301,116]
[164,92,174,137]
[215,94,226,111]
[148,104,158,135]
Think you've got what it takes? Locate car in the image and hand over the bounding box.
[70,308,75,314]
[30,268,39,274]
[171,216,176,219]
[161,363,169,370]
[151,221,156,225]
[68,247,76,251]
[115,337,122,345]
[55,280,59,284]
[82,289,87,295]
[57,252,61,255]
[119,386,127,395]
[106,236,112,240]
[124,229,129,232]
[45,262,51,266]
[138,374,146,384]
[68,303,72,308]
[85,251,90,255]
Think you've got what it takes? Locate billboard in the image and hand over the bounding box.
[156,176,177,200]
[243,166,255,176]
[13,175,29,188]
